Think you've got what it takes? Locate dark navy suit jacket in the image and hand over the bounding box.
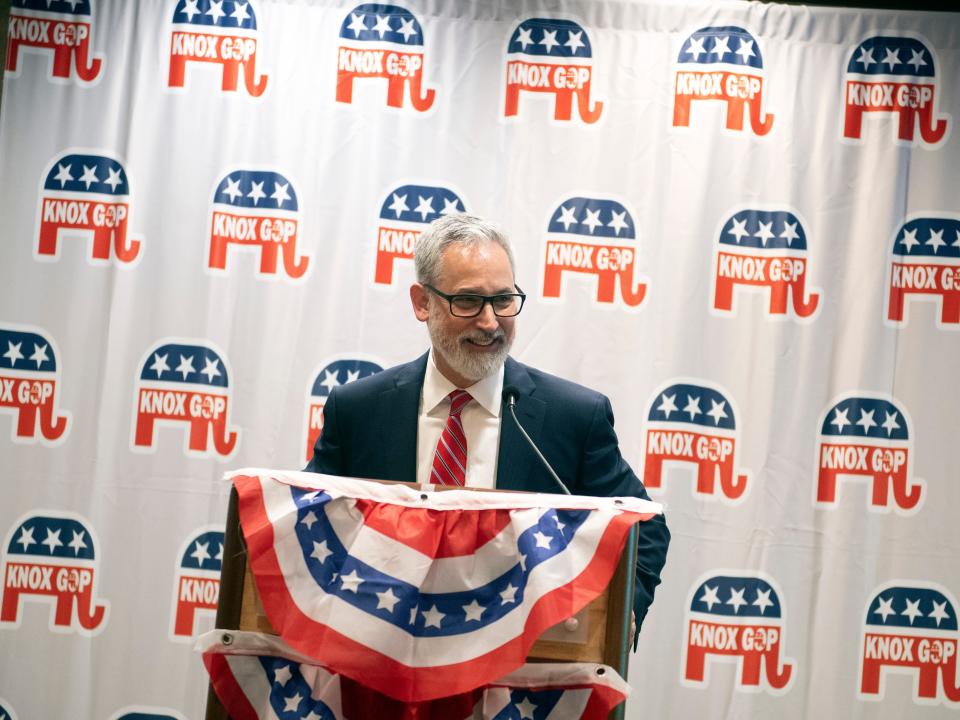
[305,353,670,639]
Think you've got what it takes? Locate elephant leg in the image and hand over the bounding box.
[220,59,240,92]
[816,468,839,503]
[860,658,881,694]
[208,235,229,270]
[672,95,692,127]
[37,215,60,257]
[168,53,187,88]
[696,462,717,495]
[258,242,279,275]
[386,75,405,108]
[767,281,789,314]
[896,107,917,142]
[551,89,573,122]
[940,291,960,324]
[134,414,156,448]
[542,263,564,299]
[740,652,762,686]
[642,455,664,490]
[685,645,707,682]
[91,227,112,260]
[15,405,38,438]
[51,44,73,79]
[887,284,906,322]
[595,271,617,304]
[725,98,746,132]
[188,418,210,452]
[335,72,356,104]
[714,275,735,311]
[870,473,891,508]
[5,39,22,73]
[0,587,22,622]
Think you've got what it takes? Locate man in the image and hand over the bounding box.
[306,214,669,638]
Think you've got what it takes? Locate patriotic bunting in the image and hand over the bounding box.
[231,469,660,701]
[199,629,631,720]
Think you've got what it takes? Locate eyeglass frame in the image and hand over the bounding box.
[423,283,527,318]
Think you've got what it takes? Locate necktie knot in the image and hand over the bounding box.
[447,389,473,417]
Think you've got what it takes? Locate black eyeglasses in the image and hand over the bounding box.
[425,284,526,318]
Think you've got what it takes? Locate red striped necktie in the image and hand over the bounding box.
[430,389,473,486]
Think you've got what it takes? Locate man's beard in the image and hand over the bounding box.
[427,317,513,384]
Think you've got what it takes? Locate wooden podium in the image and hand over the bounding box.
[206,482,638,720]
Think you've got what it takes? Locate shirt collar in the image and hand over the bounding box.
[423,348,504,417]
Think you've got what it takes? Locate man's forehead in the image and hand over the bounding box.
[438,241,515,289]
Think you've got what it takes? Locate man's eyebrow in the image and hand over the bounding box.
[454,286,516,295]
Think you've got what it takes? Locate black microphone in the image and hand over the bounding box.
[502,385,571,495]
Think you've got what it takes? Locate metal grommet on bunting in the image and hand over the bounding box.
[420,493,429,501]
[221,632,233,645]
[596,666,606,676]
[614,499,623,505]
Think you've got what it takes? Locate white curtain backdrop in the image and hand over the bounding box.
[1,1,958,718]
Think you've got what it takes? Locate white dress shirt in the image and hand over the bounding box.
[415,349,504,488]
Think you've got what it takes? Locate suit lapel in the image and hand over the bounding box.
[496,357,545,491]
[374,353,427,483]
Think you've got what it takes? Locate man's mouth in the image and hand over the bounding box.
[463,334,502,349]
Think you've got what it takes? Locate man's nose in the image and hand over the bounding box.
[474,303,499,331]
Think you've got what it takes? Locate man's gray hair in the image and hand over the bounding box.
[414,214,516,285]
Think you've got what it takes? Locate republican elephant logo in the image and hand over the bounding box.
[504,18,603,124]
[208,169,309,280]
[712,208,820,320]
[815,394,924,514]
[373,183,467,286]
[540,197,646,308]
[683,572,794,693]
[36,152,141,265]
[170,527,224,640]
[1,511,109,634]
[304,357,383,464]
[886,215,960,329]
[336,4,435,112]
[673,26,774,136]
[132,339,239,459]
[167,0,268,97]
[5,0,103,83]
[860,582,960,706]
[843,35,949,147]
[0,324,70,444]
[642,381,750,502]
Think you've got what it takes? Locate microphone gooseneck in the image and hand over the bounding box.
[501,386,571,495]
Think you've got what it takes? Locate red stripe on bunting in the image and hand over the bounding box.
[234,473,645,702]
[353,497,515,558]
[203,653,261,720]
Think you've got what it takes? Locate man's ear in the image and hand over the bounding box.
[410,283,430,322]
